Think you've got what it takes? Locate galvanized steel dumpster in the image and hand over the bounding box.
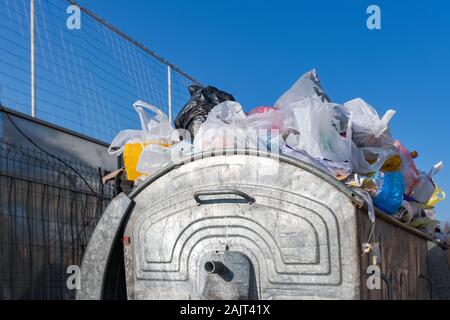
[76,150,444,300]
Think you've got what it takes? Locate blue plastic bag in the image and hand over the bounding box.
[372,172,405,215]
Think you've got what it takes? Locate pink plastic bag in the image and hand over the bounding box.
[395,141,420,195]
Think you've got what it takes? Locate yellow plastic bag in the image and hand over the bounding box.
[123,141,172,181]
[427,186,446,207]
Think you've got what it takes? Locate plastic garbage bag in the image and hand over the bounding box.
[246,128,282,153]
[351,144,398,175]
[282,137,352,179]
[274,69,331,109]
[287,97,353,163]
[411,161,444,204]
[174,85,235,138]
[135,144,172,176]
[341,98,396,148]
[273,70,396,175]
[136,140,193,176]
[193,101,247,152]
[274,69,353,159]
[428,160,444,177]
[108,129,147,156]
[274,69,352,136]
[108,100,177,181]
[108,100,175,156]
[368,171,405,215]
[247,107,284,130]
[395,141,421,195]
[355,188,376,223]
[273,69,353,178]
[249,106,276,114]
[427,185,446,207]
[343,175,377,221]
[193,101,283,154]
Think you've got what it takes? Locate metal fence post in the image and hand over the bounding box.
[167,65,172,123]
[30,0,36,118]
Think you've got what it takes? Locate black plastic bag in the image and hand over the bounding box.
[174,85,235,138]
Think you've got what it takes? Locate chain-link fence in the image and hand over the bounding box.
[0,139,114,299]
[0,0,199,143]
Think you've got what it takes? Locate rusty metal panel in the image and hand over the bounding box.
[357,208,431,300]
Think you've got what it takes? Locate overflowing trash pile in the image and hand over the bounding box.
[108,69,448,246]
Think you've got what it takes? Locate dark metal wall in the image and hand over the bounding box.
[0,109,115,300]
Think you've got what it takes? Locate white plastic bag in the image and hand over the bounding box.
[107,129,146,156]
[108,100,176,156]
[411,161,444,204]
[135,144,172,174]
[136,141,193,175]
[193,101,248,152]
[273,69,353,178]
[281,137,352,179]
[351,144,398,174]
[341,98,396,148]
[274,69,331,109]
[246,108,284,131]
[288,97,353,163]
[135,100,174,139]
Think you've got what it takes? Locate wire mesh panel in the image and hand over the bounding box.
[0,140,114,299]
[0,0,31,115]
[0,0,199,143]
[171,68,196,119]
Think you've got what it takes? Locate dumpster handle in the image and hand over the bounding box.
[419,273,434,300]
[194,189,255,205]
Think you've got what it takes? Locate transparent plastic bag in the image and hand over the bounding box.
[245,107,284,153]
[288,97,353,163]
[353,187,376,223]
[341,98,396,148]
[193,101,247,152]
[136,141,192,175]
[107,130,146,156]
[411,161,444,204]
[108,100,176,180]
[135,144,172,175]
[274,69,350,136]
[274,69,331,109]
[351,144,398,175]
[135,100,174,139]
[246,107,284,131]
[282,136,352,179]
[108,100,175,156]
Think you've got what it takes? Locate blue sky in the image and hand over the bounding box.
[65,0,450,222]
